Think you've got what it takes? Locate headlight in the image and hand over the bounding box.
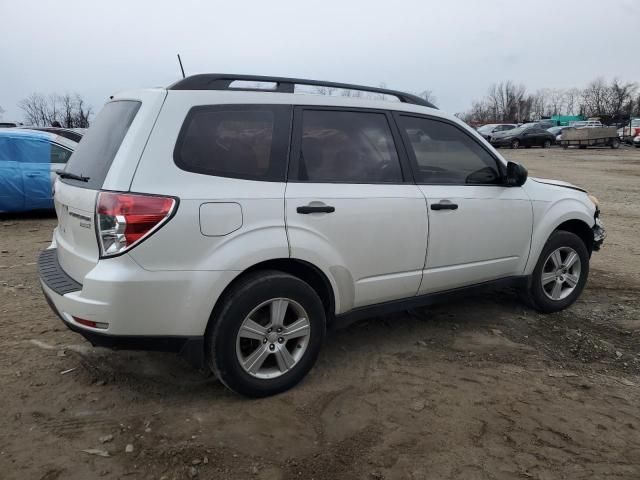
[588,194,599,209]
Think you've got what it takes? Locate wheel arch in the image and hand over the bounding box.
[206,258,338,335]
[554,219,594,255]
[525,199,595,275]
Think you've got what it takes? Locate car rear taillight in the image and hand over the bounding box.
[96,192,176,257]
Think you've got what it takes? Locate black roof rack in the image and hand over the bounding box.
[168,73,436,109]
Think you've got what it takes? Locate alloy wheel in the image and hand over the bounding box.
[541,247,582,301]
[236,298,311,379]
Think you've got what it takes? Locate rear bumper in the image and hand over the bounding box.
[38,247,237,366]
[41,284,204,366]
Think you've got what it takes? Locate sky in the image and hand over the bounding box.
[1,0,639,122]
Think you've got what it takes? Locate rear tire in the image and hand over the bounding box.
[206,270,326,397]
[610,138,620,149]
[511,139,520,149]
[520,231,589,313]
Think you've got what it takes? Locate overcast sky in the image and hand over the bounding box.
[1,0,639,122]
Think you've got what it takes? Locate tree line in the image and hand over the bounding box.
[18,93,92,128]
[311,84,438,106]
[458,78,639,125]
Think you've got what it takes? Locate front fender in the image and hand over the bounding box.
[524,198,595,275]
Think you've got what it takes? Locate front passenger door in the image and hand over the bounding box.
[533,128,547,146]
[521,128,535,147]
[394,114,533,294]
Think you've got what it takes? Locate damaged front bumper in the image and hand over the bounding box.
[592,216,606,251]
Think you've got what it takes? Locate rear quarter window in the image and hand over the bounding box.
[61,100,141,189]
[174,104,291,182]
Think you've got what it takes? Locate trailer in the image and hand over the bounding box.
[559,127,621,149]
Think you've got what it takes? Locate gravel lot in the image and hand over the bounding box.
[1,146,639,480]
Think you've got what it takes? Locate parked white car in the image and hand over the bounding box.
[570,120,603,129]
[39,74,605,397]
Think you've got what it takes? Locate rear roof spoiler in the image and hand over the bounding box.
[168,73,437,109]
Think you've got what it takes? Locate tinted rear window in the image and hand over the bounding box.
[61,101,141,189]
[174,105,291,181]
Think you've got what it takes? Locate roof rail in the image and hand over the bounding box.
[168,73,436,109]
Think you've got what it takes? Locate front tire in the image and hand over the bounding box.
[521,231,590,313]
[206,271,326,397]
[511,139,520,149]
[543,139,552,148]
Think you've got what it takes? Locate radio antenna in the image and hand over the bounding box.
[177,54,186,79]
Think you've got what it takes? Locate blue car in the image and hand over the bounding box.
[0,129,76,212]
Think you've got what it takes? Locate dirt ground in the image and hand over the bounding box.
[1,146,639,480]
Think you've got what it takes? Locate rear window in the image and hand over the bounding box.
[174,105,291,182]
[61,100,141,189]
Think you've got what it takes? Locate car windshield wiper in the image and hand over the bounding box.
[55,169,90,182]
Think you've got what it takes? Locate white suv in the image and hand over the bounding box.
[39,74,606,397]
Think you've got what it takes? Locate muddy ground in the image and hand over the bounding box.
[1,146,639,480]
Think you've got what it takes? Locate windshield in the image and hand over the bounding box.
[477,124,497,133]
[503,125,528,135]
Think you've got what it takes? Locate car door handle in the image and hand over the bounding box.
[297,205,335,214]
[431,202,458,211]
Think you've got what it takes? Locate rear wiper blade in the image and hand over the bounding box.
[55,169,90,182]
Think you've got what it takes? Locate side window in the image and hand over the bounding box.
[296,110,402,183]
[174,105,290,181]
[398,115,502,185]
[51,144,73,164]
[10,137,50,164]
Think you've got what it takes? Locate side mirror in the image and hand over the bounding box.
[506,161,528,187]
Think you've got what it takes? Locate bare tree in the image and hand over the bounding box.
[418,90,438,107]
[530,90,548,120]
[485,81,529,122]
[18,92,92,127]
[563,88,580,116]
[609,78,637,121]
[73,94,92,128]
[547,89,566,116]
[581,78,610,117]
[313,86,338,97]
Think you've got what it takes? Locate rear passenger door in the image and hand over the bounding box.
[394,113,532,293]
[17,136,54,210]
[285,107,428,312]
[0,137,24,212]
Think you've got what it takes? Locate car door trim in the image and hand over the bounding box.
[332,275,529,328]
